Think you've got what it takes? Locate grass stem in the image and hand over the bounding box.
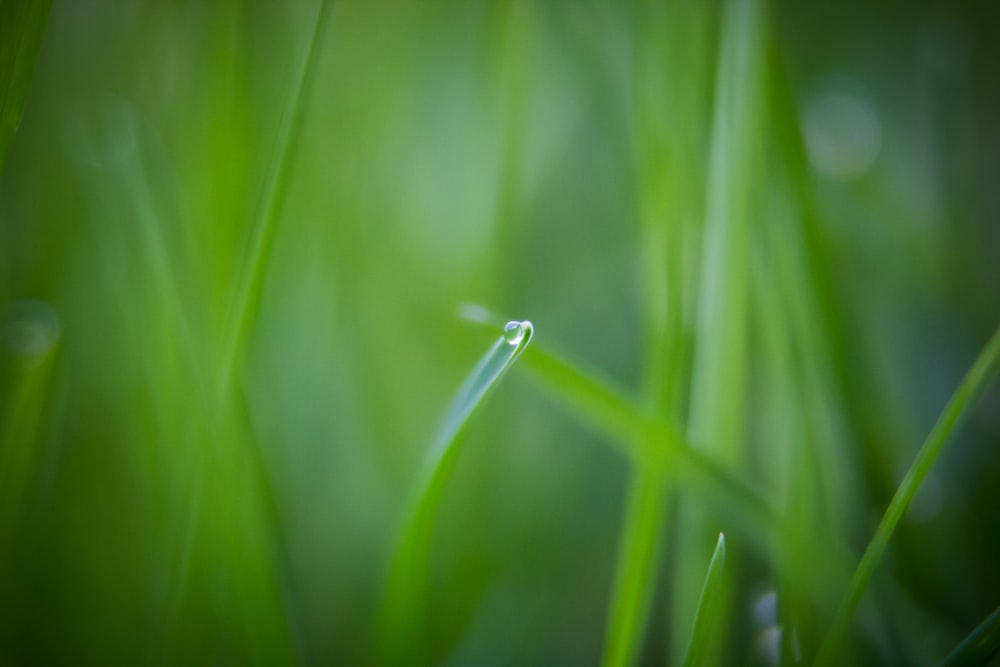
[814,324,1000,666]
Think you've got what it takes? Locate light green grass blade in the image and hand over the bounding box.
[814,324,1000,666]
[380,319,533,664]
[939,604,1000,667]
[673,0,765,659]
[0,0,52,173]
[683,533,728,667]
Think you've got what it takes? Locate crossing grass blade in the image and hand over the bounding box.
[683,533,728,667]
[379,319,533,664]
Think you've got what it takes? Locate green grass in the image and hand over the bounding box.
[815,324,1000,666]
[940,604,1000,667]
[682,533,727,667]
[0,0,52,175]
[2,0,1000,665]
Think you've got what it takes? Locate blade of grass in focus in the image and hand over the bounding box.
[683,533,727,667]
[814,324,1000,666]
[0,0,52,174]
[939,604,1000,667]
[380,320,533,665]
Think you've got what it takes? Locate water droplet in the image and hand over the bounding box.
[503,321,524,345]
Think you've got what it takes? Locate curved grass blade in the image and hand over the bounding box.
[683,533,728,667]
[0,0,52,174]
[939,604,1000,667]
[814,324,1000,667]
[379,319,533,664]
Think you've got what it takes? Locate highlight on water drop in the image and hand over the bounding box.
[503,321,525,345]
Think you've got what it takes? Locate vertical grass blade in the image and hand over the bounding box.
[673,0,766,661]
[683,533,728,667]
[939,604,1000,667]
[687,0,765,464]
[0,0,52,173]
[601,467,667,667]
[380,320,533,665]
[814,324,1000,666]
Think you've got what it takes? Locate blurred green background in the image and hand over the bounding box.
[2,0,999,665]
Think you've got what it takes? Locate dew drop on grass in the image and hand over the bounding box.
[503,321,525,345]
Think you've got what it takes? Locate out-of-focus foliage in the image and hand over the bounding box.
[1,0,999,665]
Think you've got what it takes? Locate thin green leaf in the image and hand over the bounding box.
[674,0,766,658]
[219,0,330,395]
[379,319,534,664]
[940,604,1000,667]
[0,0,52,173]
[683,533,728,667]
[602,467,668,667]
[814,324,1000,667]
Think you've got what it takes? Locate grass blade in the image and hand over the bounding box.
[220,0,330,393]
[939,604,1000,667]
[673,0,765,658]
[379,319,534,664]
[683,533,728,667]
[0,0,52,174]
[814,324,1000,666]
[601,467,668,667]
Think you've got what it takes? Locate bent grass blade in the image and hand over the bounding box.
[379,319,533,664]
[683,533,728,667]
